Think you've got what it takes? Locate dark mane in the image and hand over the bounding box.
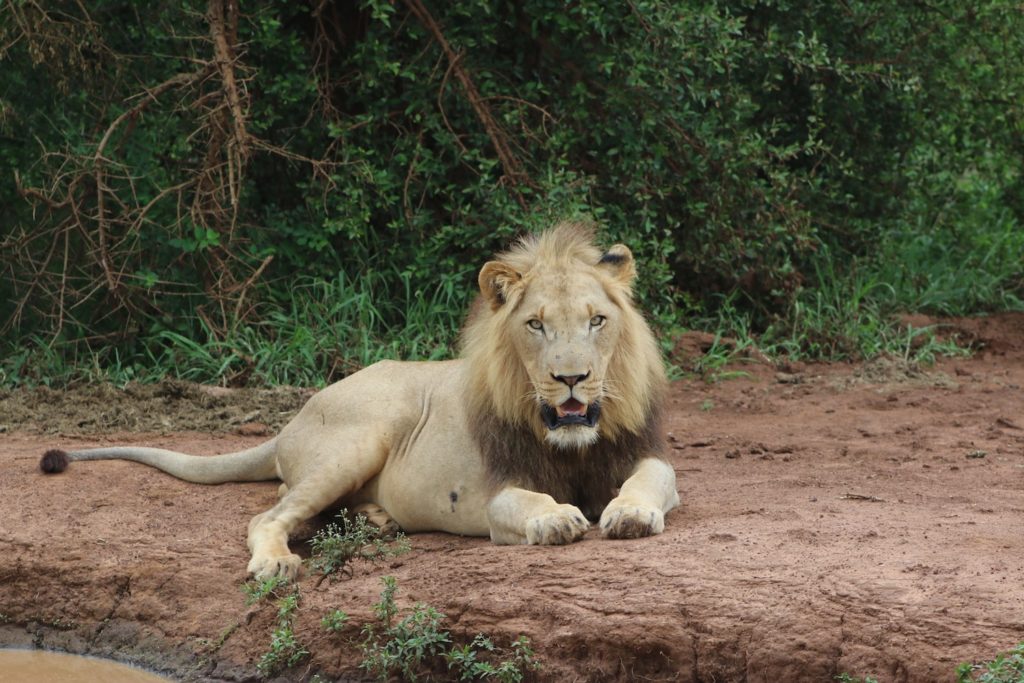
[471,408,666,521]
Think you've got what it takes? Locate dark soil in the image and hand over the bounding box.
[1,313,1023,682]
[0,381,313,436]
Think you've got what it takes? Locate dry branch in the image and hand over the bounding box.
[402,0,531,204]
[91,68,214,310]
[5,1,343,346]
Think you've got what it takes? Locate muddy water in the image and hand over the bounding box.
[0,649,171,682]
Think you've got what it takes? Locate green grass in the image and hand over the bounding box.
[1,265,472,389]
[149,267,469,388]
[2,209,1018,390]
[678,245,976,381]
[761,248,972,363]
[257,621,308,676]
[321,609,350,633]
[870,169,1024,317]
[874,222,1024,315]
[244,569,540,681]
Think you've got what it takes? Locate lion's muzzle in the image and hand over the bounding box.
[540,399,601,430]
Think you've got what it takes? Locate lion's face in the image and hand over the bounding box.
[462,223,665,454]
[510,270,622,449]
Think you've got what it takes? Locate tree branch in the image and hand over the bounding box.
[402,0,531,204]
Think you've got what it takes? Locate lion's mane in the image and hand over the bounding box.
[460,222,667,515]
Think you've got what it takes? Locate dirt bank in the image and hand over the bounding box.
[1,314,1023,682]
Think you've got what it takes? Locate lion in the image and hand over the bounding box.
[40,222,680,580]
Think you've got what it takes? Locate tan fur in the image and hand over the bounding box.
[41,222,680,580]
[464,222,665,442]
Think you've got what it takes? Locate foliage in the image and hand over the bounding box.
[957,643,1024,683]
[868,167,1024,316]
[1,0,1022,381]
[255,585,309,676]
[257,622,309,677]
[445,635,539,683]
[321,609,350,633]
[762,254,971,363]
[361,576,540,682]
[308,510,411,579]
[241,574,291,606]
[0,266,466,388]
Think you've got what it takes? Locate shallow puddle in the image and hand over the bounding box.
[0,649,171,682]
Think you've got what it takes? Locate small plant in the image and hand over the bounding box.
[255,586,308,677]
[242,574,290,605]
[322,609,350,633]
[684,296,762,382]
[257,622,309,676]
[360,576,451,681]
[956,643,1024,683]
[308,510,411,581]
[446,635,540,682]
[276,593,300,622]
[360,576,540,682]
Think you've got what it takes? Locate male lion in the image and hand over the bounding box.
[40,222,680,580]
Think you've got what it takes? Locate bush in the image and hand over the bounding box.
[2,1,1021,379]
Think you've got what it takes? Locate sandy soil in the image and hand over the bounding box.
[1,314,1023,682]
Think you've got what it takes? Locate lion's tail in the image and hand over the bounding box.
[39,439,279,484]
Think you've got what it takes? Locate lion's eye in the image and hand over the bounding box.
[590,315,606,328]
[527,319,544,331]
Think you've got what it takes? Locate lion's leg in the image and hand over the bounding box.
[599,457,679,539]
[351,503,400,537]
[487,487,590,545]
[247,436,388,580]
[246,480,343,581]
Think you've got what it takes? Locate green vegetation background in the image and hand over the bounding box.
[1,0,1022,387]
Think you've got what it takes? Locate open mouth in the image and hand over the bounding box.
[540,398,601,430]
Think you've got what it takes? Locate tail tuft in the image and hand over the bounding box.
[40,449,70,474]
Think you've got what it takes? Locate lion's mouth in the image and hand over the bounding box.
[540,399,601,430]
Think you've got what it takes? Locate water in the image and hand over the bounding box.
[0,649,171,682]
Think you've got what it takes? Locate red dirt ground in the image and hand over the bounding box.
[1,314,1023,682]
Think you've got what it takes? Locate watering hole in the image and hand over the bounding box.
[0,649,171,682]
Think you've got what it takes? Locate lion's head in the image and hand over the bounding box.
[461,222,666,451]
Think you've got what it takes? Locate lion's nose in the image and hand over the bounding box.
[553,372,590,387]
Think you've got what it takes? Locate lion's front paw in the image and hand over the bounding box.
[247,552,303,581]
[525,504,590,545]
[599,501,665,539]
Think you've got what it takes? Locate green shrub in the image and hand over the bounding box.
[2,1,1021,380]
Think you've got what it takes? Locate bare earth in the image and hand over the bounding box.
[1,314,1022,682]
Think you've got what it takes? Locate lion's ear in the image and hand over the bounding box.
[478,261,522,309]
[597,244,636,285]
